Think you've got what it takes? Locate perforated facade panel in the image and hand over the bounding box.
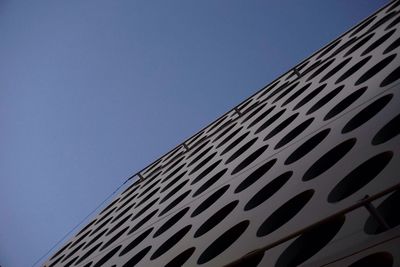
[44,1,400,266]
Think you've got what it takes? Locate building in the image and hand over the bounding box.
[44,1,400,266]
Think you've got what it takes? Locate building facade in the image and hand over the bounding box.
[44,1,400,266]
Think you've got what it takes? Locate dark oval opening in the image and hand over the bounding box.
[189,152,217,175]
[264,81,290,101]
[120,227,153,256]
[319,57,352,83]
[188,146,213,167]
[128,209,158,235]
[244,171,292,211]
[342,94,393,133]
[255,109,286,134]
[84,229,108,249]
[348,252,394,267]
[317,39,341,59]
[193,169,227,197]
[226,138,258,164]
[154,207,189,238]
[275,215,345,267]
[306,58,335,82]
[328,37,358,58]
[364,190,400,235]
[191,185,230,217]
[247,105,275,129]
[275,118,314,149]
[350,16,376,37]
[122,246,151,267]
[361,29,396,56]
[99,198,120,216]
[76,219,96,237]
[355,54,396,86]
[335,56,372,84]
[242,103,268,125]
[90,217,113,237]
[187,140,210,159]
[383,36,400,54]
[194,200,239,238]
[293,84,326,111]
[226,251,264,267]
[272,82,300,104]
[160,179,189,204]
[137,179,159,199]
[70,230,91,249]
[116,194,135,212]
[197,220,249,265]
[93,246,122,267]
[366,11,397,33]
[372,113,400,145]
[235,158,277,193]
[213,123,237,143]
[216,127,243,149]
[165,247,196,267]
[344,33,375,57]
[49,241,71,261]
[150,225,192,260]
[381,65,400,87]
[281,83,311,107]
[159,190,191,217]
[264,113,298,141]
[107,214,132,236]
[324,87,367,121]
[64,256,79,267]
[220,132,250,156]
[257,190,314,237]
[135,187,160,208]
[307,86,343,115]
[231,145,268,175]
[161,163,186,183]
[101,227,129,251]
[75,242,103,265]
[191,160,222,185]
[256,80,279,100]
[61,242,86,263]
[328,151,393,203]
[303,138,356,181]
[161,171,186,193]
[132,198,159,221]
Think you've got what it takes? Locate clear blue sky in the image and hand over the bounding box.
[0,1,388,266]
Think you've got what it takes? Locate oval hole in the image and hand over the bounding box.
[191,185,230,218]
[197,220,249,265]
[372,113,400,145]
[275,118,314,149]
[120,227,153,256]
[154,207,189,238]
[324,87,367,121]
[328,151,393,203]
[303,138,356,181]
[275,215,345,267]
[235,158,277,193]
[244,171,292,211]
[355,54,396,86]
[194,200,239,238]
[122,246,151,267]
[348,252,394,267]
[165,247,196,267]
[257,190,314,237]
[342,94,393,134]
[150,225,192,260]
